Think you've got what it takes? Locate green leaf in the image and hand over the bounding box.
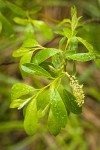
[55,30,65,36]
[37,89,50,110]
[63,28,71,39]
[32,20,53,40]
[71,7,81,31]
[50,88,67,128]
[58,85,70,115]
[11,83,34,100]
[20,51,33,78]
[25,23,35,38]
[21,63,53,78]
[24,99,38,135]
[77,37,94,53]
[67,53,95,61]
[59,37,66,49]
[22,38,39,48]
[10,98,31,109]
[57,19,71,27]
[63,89,82,114]
[48,109,61,136]
[69,37,78,52]
[6,1,26,17]
[40,62,58,78]
[0,12,14,37]
[52,54,61,69]
[20,51,33,65]
[12,47,31,57]
[32,48,60,65]
[13,17,29,25]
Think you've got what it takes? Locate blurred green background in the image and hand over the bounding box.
[0,0,100,150]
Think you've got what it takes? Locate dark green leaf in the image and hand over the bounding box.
[0,12,14,37]
[6,1,26,17]
[21,63,53,78]
[30,6,42,14]
[11,83,34,100]
[63,89,82,114]
[50,88,67,127]
[24,99,38,135]
[48,109,61,136]
[32,48,60,65]
[40,62,58,78]
[67,53,95,61]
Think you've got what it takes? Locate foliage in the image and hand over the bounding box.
[5,5,99,136]
[0,1,100,149]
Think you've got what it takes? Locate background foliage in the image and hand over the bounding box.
[0,0,100,150]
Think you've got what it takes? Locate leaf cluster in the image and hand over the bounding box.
[10,6,100,136]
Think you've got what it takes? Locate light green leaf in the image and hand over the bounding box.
[25,23,35,38]
[63,28,71,38]
[71,6,78,31]
[24,99,38,135]
[63,89,82,114]
[52,54,61,69]
[69,36,78,52]
[21,63,53,78]
[22,38,39,48]
[6,1,26,17]
[67,53,95,61]
[32,20,53,40]
[13,17,29,25]
[55,30,65,36]
[32,48,60,65]
[77,37,94,53]
[20,51,33,65]
[12,47,31,57]
[37,89,50,110]
[11,83,35,100]
[10,98,31,109]
[50,88,67,128]
[48,109,61,136]
[20,51,33,78]
[57,19,71,27]
[13,38,39,57]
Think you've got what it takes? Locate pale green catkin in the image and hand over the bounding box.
[66,72,85,107]
[69,75,85,107]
